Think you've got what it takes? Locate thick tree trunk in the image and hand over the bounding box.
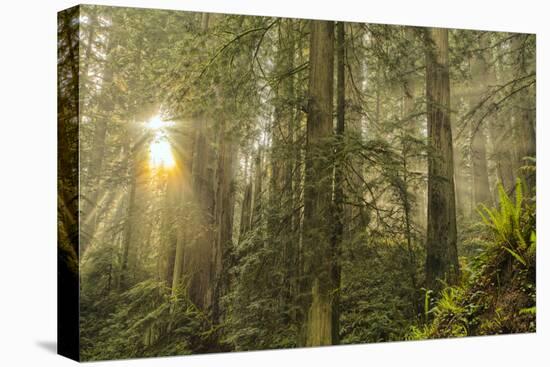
[302,20,335,347]
[425,28,459,292]
[211,119,237,323]
[330,20,345,345]
[187,120,215,308]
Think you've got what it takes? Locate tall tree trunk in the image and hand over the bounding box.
[330,20,345,345]
[403,27,427,229]
[470,36,492,207]
[453,145,470,218]
[239,180,253,240]
[284,24,298,313]
[160,171,179,286]
[212,118,237,323]
[425,28,459,292]
[251,148,263,225]
[344,28,368,234]
[268,18,298,320]
[118,144,138,291]
[471,126,492,205]
[81,44,115,256]
[187,119,215,308]
[402,27,420,316]
[302,20,335,347]
[488,47,516,194]
[512,34,536,194]
[170,180,186,293]
[181,14,217,309]
[79,11,115,257]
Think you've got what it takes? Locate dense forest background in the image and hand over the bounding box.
[57,5,536,361]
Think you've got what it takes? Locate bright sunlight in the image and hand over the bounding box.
[147,115,175,169]
[149,139,175,168]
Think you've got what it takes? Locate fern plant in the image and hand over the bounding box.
[478,179,535,268]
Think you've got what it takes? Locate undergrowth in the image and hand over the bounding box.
[409,180,536,340]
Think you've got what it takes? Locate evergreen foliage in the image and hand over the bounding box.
[57,5,536,360]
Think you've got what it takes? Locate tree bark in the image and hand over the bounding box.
[330,20,345,345]
[302,20,335,347]
[211,118,237,323]
[187,119,215,308]
[425,28,459,292]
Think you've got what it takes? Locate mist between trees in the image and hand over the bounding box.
[57,5,536,361]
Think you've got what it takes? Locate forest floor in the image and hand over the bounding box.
[410,183,536,340]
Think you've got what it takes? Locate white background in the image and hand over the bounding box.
[0,0,547,365]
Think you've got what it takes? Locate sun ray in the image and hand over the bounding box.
[145,115,176,169]
[149,138,175,168]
